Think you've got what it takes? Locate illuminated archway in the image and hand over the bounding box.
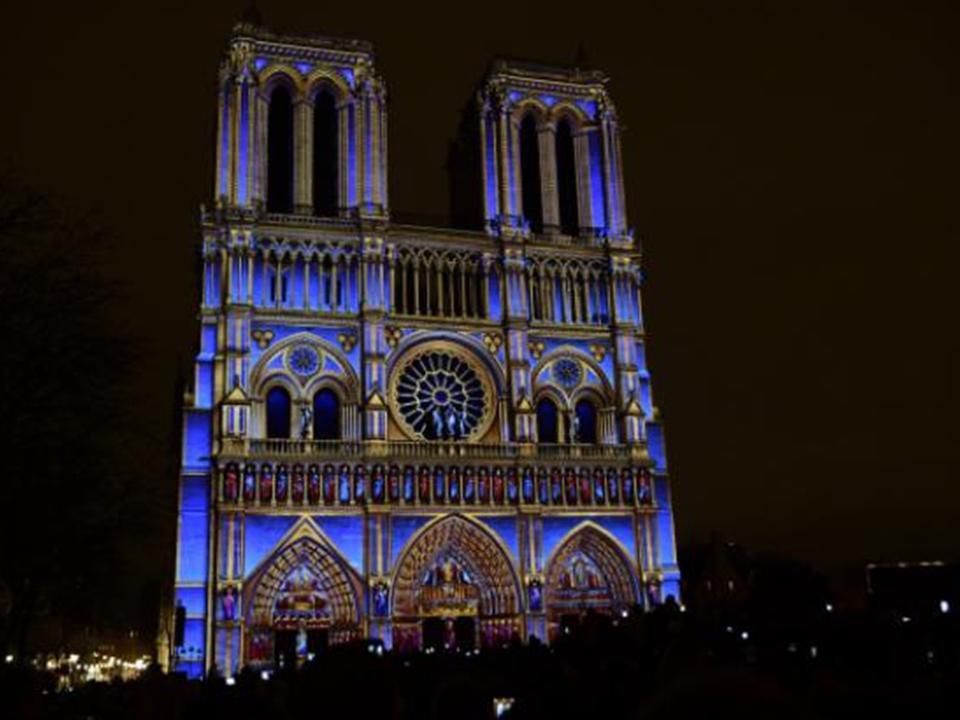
[244,526,363,664]
[544,523,637,636]
[391,515,522,651]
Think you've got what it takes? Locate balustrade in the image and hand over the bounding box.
[220,437,641,461]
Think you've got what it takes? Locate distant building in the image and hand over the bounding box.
[168,18,679,677]
[867,561,959,619]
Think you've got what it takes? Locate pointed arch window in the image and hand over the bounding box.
[266,386,292,439]
[267,262,290,306]
[519,113,543,233]
[574,398,598,444]
[312,388,340,440]
[313,88,339,217]
[266,85,294,213]
[556,117,579,235]
[536,398,559,444]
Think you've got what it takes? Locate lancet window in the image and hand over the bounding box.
[392,247,487,319]
[312,87,339,217]
[519,113,544,233]
[555,117,579,236]
[266,85,295,214]
[265,387,292,439]
[312,388,340,440]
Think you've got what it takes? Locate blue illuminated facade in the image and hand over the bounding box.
[167,20,679,677]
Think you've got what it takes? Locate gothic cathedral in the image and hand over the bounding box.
[169,19,679,677]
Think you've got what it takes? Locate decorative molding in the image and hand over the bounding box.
[251,329,275,349]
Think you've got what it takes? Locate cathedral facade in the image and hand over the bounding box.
[170,20,679,678]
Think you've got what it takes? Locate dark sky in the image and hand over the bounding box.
[1,0,957,574]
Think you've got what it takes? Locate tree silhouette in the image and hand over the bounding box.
[0,175,135,658]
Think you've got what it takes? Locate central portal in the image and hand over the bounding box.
[391,515,521,652]
[422,616,476,652]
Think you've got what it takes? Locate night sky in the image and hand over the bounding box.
[1,1,957,576]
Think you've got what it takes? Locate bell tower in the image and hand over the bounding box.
[478,60,628,241]
[215,18,389,218]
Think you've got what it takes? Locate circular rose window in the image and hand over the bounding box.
[552,358,583,390]
[287,345,320,378]
[391,345,494,441]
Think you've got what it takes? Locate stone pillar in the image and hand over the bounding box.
[609,256,644,445]
[480,98,500,228]
[502,247,534,441]
[360,234,388,440]
[338,99,352,213]
[350,74,390,220]
[601,105,627,237]
[294,99,313,214]
[253,90,268,209]
[574,127,594,234]
[214,75,230,204]
[497,100,516,225]
[538,121,560,234]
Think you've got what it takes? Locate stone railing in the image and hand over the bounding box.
[219,438,646,462]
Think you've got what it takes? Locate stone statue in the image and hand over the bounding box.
[432,407,445,439]
[300,404,313,440]
[570,415,580,444]
[445,405,459,440]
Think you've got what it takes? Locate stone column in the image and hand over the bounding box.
[337,96,356,214]
[538,121,560,234]
[360,234,388,440]
[498,100,516,224]
[574,127,595,234]
[294,98,313,214]
[502,248,533,441]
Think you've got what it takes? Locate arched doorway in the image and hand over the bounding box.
[244,535,363,668]
[391,515,521,652]
[544,525,637,641]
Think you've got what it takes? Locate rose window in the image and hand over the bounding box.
[553,358,582,390]
[392,347,493,441]
[288,345,320,378]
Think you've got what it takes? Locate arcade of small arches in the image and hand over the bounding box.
[232,516,645,665]
[206,237,634,329]
[392,246,489,320]
[248,242,361,313]
[526,256,611,325]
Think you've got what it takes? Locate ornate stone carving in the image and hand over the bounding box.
[337,333,358,353]
[251,329,275,349]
